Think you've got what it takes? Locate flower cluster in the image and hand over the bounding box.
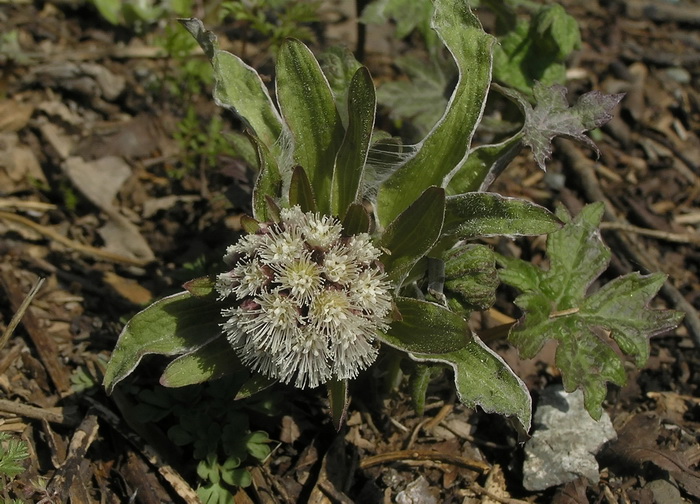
[215,206,392,389]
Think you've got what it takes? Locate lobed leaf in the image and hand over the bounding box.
[499,203,684,419]
[500,82,624,170]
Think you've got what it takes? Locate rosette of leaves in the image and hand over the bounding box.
[104,0,634,432]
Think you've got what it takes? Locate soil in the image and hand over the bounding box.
[1,0,699,503]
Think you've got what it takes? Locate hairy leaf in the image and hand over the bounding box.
[180,18,284,151]
[377,297,470,354]
[331,67,376,218]
[498,203,684,419]
[376,0,495,227]
[500,82,624,170]
[161,337,244,388]
[104,291,224,394]
[378,186,445,285]
[445,134,523,194]
[276,39,345,214]
[410,336,531,433]
[443,192,561,239]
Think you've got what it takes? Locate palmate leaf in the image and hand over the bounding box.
[499,82,624,170]
[498,203,684,419]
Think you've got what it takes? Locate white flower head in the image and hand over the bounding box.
[215,206,392,389]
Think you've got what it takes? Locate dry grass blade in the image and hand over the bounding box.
[0,276,44,352]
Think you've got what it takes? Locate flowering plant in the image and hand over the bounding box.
[104,0,681,431]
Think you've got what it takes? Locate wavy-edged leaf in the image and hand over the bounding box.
[378,186,445,285]
[180,18,283,151]
[289,165,317,212]
[376,0,495,226]
[443,192,561,239]
[332,67,376,218]
[104,291,223,394]
[377,297,470,354]
[160,336,245,387]
[410,336,531,433]
[277,39,345,214]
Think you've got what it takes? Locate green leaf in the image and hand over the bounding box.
[104,291,223,394]
[288,165,317,212]
[375,55,450,138]
[276,38,345,214]
[160,337,245,388]
[500,82,624,170]
[180,19,284,152]
[251,136,282,221]
[377,297,470,354]
[443,192,561,239]
[319,45,363,128]
[331,67,376,218]
[492,5,580,94]
[376,0,495,227]
[359,0,439,51]
[498,203,684,419]
[327,378,349,431]
[234,374,277,400]
[378,186,445,285]
[245,431,271,461]
[341,203,370,234]
[445,134,523,194]
[410,336,531,433]
[183,276,217,298]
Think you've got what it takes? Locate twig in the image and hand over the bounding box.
[599,221,700,245]
[0,276,44,352]
[359,449,490,473]
[85,397,203,504]
[0,269,72,395]
[0,398,79,427]
[0,210,152,267]
[47,411,100,502]
[469,483,531,504]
